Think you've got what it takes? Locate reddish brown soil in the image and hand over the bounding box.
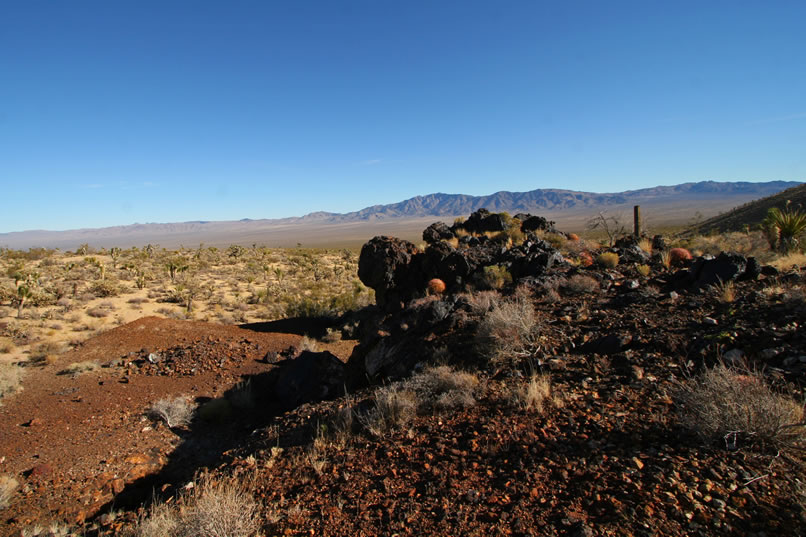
[0,316,354,534]
[3,267,806,537]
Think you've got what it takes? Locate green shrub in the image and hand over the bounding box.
[480,265,512,290]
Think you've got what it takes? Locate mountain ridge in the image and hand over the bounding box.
[1,180,801,249]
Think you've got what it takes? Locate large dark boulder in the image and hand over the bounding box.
[272,351,345,409]
[458,209,509,234]
[690,252,748,288]
[520,215,556,233]
[510,251,565,279]
[358,236,423,310]
[422,222,455,244]
[422,241,472,292]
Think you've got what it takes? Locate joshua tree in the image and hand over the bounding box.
[123,263,148,289]
[16,285,32,318]
[166,257,189,282]
[109,247,122,268]
[84,257,106,280]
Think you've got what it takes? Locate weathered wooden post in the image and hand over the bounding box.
[633,205,641,238]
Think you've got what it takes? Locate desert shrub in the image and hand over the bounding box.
[475,294,538,362]
[542,232,567,250]
[86,305,111,318]
[0,341,14,354]
[149,396,196,428]
[0,362,24,400]
[0,474,18,509]
[676,364,806,450]
[596,252,619,268]
[561,274,599,295]
[134,477,258,537]
[89,280,121,298]
[480,265,512,290]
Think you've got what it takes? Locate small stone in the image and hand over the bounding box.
[760,348,781,359]
[723,349,744,364]
[669,291,679,300]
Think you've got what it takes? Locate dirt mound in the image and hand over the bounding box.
[0,316,353,532]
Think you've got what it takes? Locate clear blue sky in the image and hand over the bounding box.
[1,0,805,232]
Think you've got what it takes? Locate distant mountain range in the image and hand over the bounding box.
[1,180,801,249]
[302,181,800,222]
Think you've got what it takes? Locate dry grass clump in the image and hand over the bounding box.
[361,366,479,436]
[360,385,418,437]
[769,252,806,271]
[515,374,559,413]
[474,293,538,361]
[0,361,24,401]
[406,365,479,412]
[561,274,599,295]
[134,477,259,537]
[713,279,736,303]
[596,252,619,268]
[0,474,18,510]
[676,364,806,450]
[149,395,197,429]
[58,360,100,376]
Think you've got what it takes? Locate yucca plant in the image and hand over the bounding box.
[763,202,806,254]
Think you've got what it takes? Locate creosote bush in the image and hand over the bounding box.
[676,364,806,450]
[149,395,196,428]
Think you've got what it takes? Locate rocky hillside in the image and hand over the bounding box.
[2,210,805,536]
[685,183,806,235]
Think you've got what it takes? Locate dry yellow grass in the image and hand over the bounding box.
[0,246,372,370]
